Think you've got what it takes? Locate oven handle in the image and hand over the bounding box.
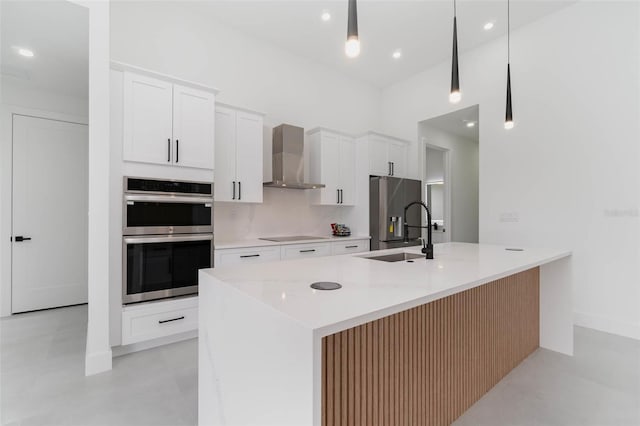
[123,234,214,244]
[124,194,213,205]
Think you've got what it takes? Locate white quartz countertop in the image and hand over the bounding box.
[215,235,371,250]
[201,242,571,336]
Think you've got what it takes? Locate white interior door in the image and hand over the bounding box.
[11,115,89,313]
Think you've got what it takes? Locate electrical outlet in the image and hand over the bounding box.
[499,212,519,223]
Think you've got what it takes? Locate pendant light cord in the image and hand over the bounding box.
[507,0,510,64]
[454,0,457,17]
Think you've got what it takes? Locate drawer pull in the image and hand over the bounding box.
[346,245,359,249]
[240,254,260,258]
[300,249,316,253]
[158,316,185,324]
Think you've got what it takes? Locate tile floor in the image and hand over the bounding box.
[1,305,639,425]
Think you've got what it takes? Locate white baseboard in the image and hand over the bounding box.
[574,311,640,341]
[85,348,113,376]
[112,329,197,357]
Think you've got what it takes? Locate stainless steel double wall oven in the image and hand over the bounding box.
[122,177,214,304]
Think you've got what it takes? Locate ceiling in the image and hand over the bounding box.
[202,0,575,88]
[0,1,89,99]
[422,104,479,140]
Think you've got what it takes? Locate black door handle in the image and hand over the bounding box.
[232,181,236,200]
[337,189,340,204]
[299,249,316,253]
[240,254,260,258]
[167,138,171,162]
[175,139,179,163]
[238,181,241,200]
[14,236,31,242]
[392,162,395,176]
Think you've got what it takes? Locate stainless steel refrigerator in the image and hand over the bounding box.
[369,176,423,251]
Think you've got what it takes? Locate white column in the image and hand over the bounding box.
[76,0,113,376]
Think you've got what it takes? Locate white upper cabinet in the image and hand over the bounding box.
[214,107,237,201]
[308,129,356,206]
[369,135,392,177]
[123,73,174,166]
[123,71,215,170]
[388,140,408,178]
[364,133,409,178]
[172,84,215,169]
[214,105,264,203]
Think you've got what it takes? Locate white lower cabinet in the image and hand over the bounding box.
[121,296,198,345]
[280,242,331,260]
[214,246,281,267]
[330,239,369,255]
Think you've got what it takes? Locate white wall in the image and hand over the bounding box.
[380,1,640,339]
[421,125,479,243]
[1,76,88,117]
[109,1,381,239]
[0,76,88,318]
[425,147,445,183]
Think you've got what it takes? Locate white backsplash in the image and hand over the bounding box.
[214,188,350,241]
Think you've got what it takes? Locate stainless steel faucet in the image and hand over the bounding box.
[403,201,434,259]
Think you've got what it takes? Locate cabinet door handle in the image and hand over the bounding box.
[158,316,185,324]
[345,245,358,249]
[13,236,32,242]
[340,189,344,204]
[167,139,171,162]
[240,254,260,258]
[299,249,316,253]
[232,181,236,200]
[337,189,340,204]
[175,139,179,163]
[388,162,392,176]
[238,181,241,200]
[391,162,395,176]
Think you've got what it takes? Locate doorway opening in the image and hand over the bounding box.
[419,105,479,244]
[1,1,89,314]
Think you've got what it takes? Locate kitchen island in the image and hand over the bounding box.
[198,242,572,426]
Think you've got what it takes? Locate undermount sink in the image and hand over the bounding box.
[363,252,425,262]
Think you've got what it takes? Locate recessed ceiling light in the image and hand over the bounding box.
[17,48,34,58]
[392,49,402,59]
[484,21,495,31]
[466,121,476,128]
[321,10,331,21]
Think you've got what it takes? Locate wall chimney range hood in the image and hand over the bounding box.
[263,124,325,190]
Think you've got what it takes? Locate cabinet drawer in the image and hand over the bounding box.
[330,239,370,255]
[215,246,281,267]
[281,242,331,260]
[122,297,198,345]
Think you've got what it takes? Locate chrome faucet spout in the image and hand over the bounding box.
[403,201,434,259]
